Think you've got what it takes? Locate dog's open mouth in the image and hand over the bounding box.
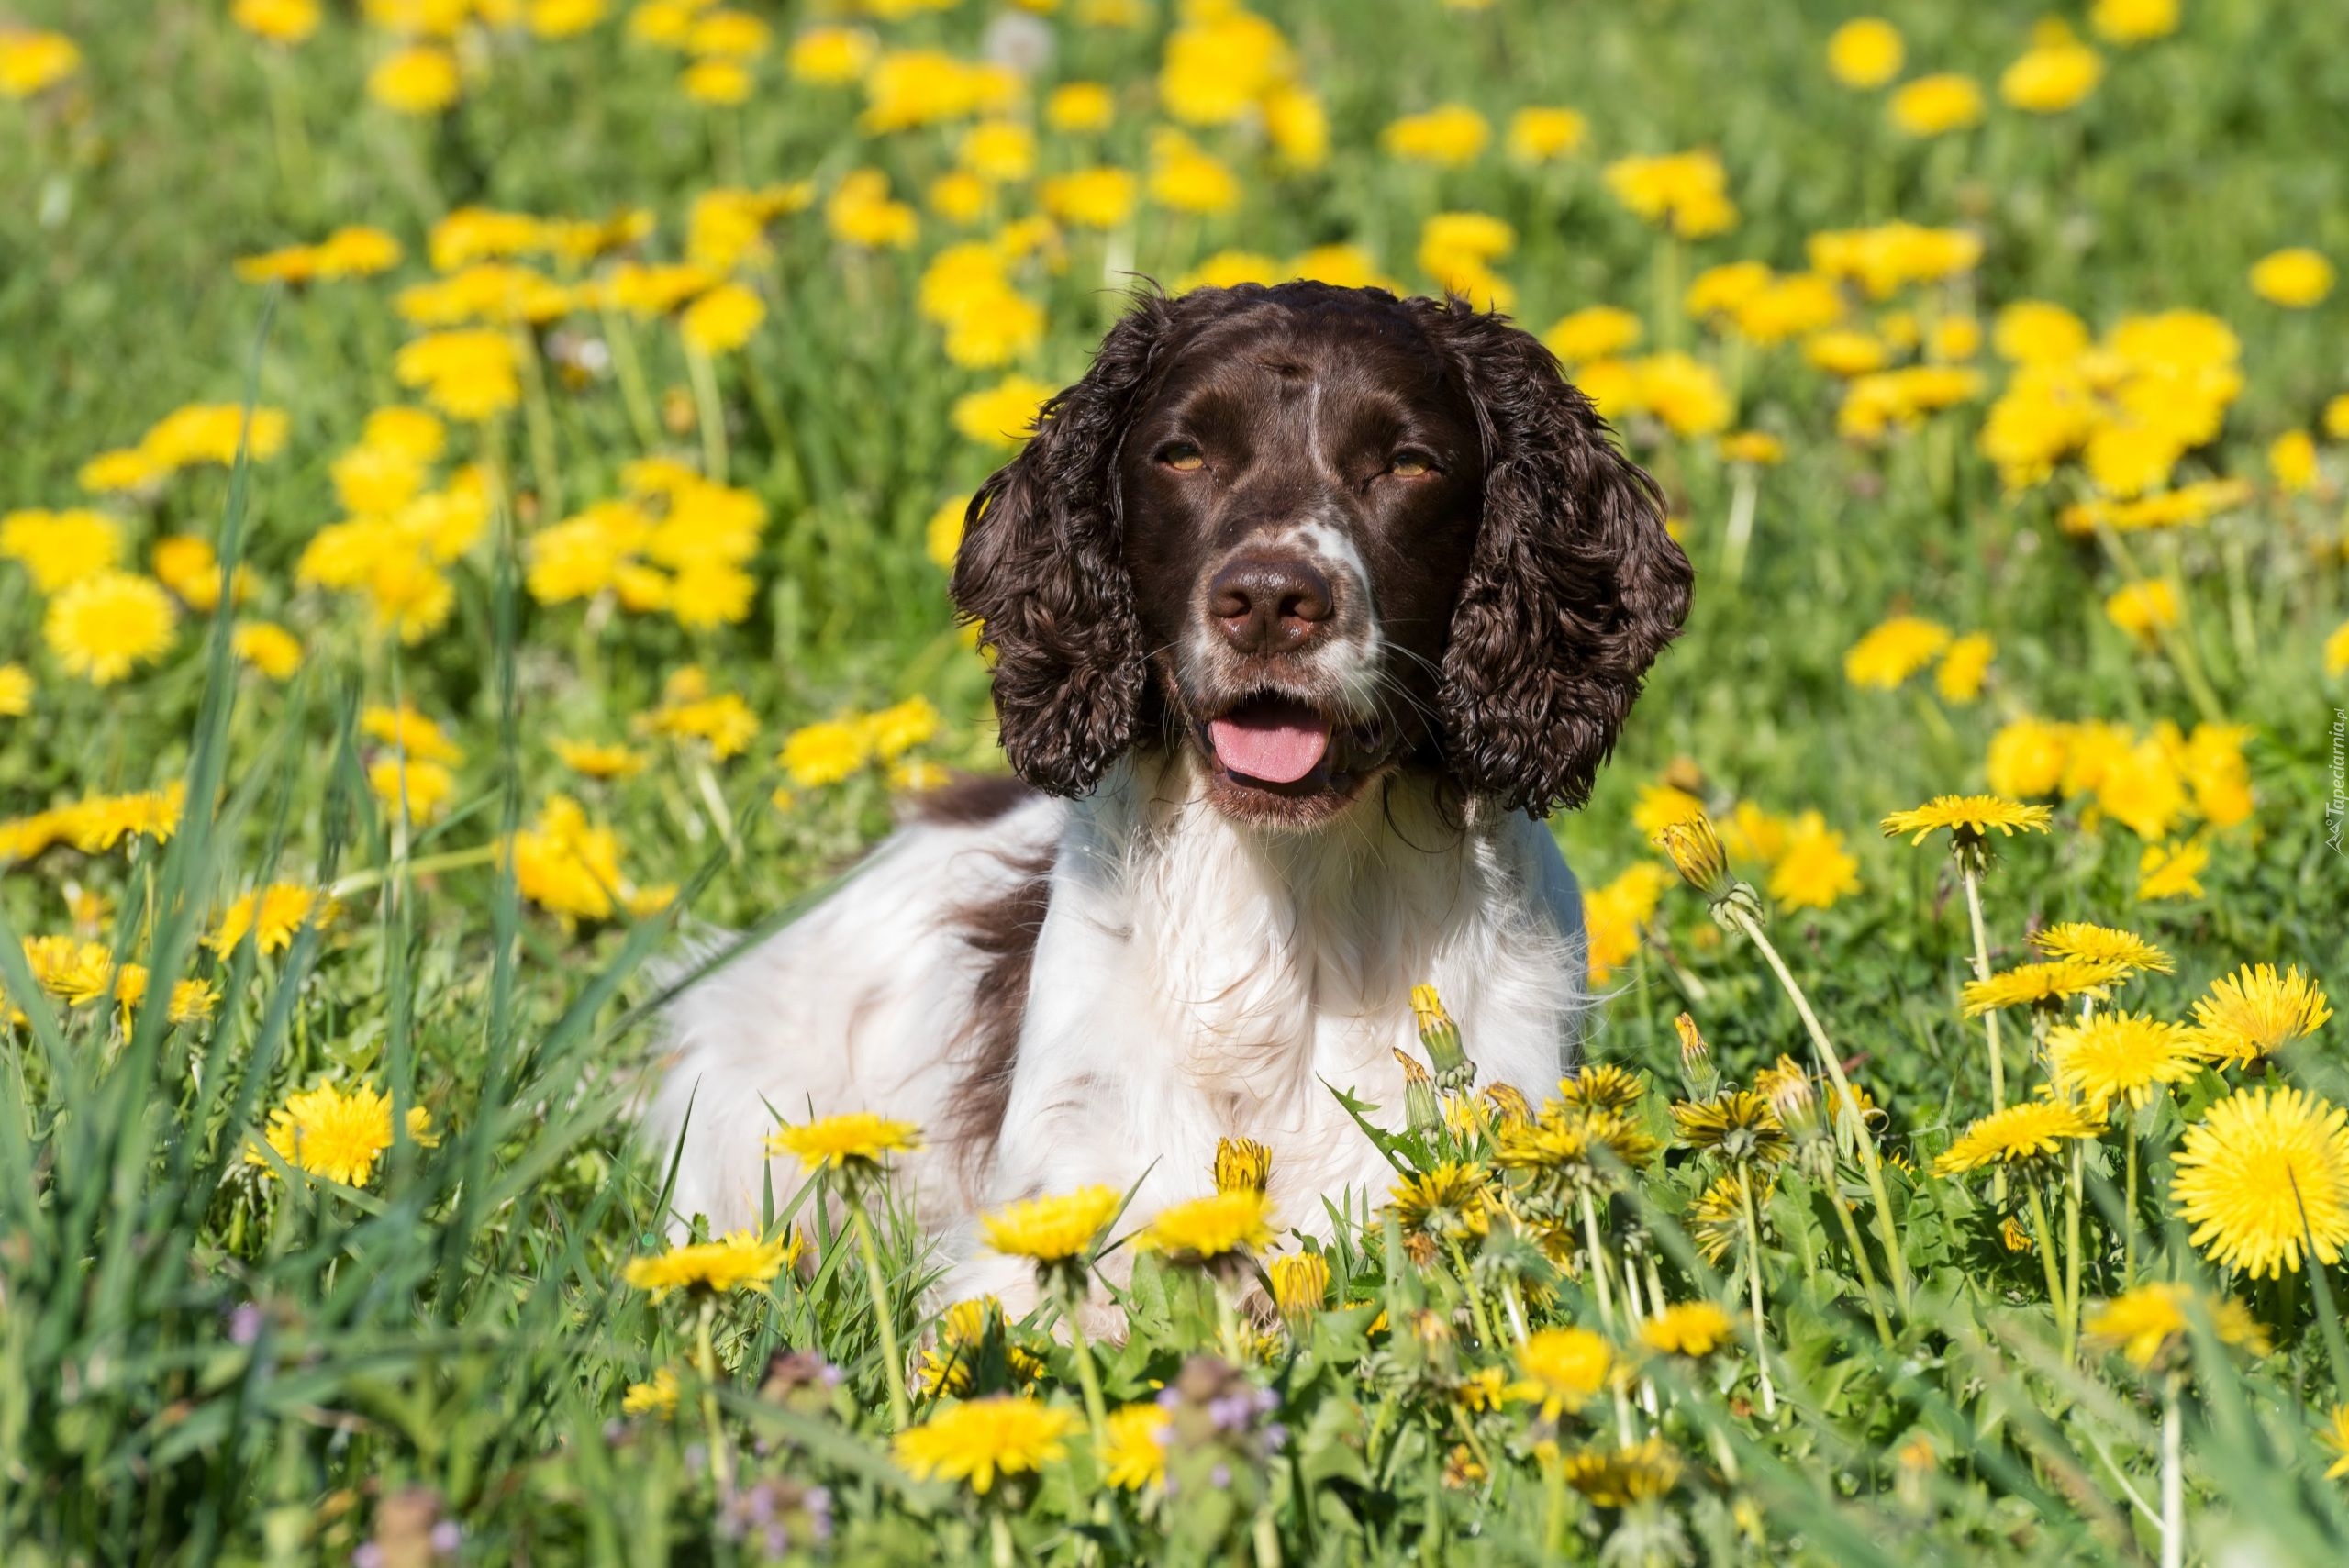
[1196,694,1389,815]
[1208,697,1330,786]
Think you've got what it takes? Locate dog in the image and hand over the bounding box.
[650,282,1692,1311]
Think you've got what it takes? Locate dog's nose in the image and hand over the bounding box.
[1208,556,1335,654]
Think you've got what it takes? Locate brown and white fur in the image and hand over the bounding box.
[649,283,1693,1314]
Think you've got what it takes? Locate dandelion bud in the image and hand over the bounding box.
[1393,1048,1442,1136]
[1410,983,1476,1093]
[1212,1136,1272,1196]
[1654,811,1769,930]
[1267,1251,1330,1324]
[1653,814,1729,897]
[1766,1071,1822,1140]
[1674,1013,1720,1104]
[1483,1083,1533,1129]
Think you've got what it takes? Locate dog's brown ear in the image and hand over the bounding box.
[1415,299,1694,817]
[952,296,1181,795]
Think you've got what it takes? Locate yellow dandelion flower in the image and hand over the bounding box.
[2174,1086,2349,1278]
[2085,1283,2268,1372]
[1562,1438,1684,1507]
[362,703,465,765]
[2031,922,2174,975]
[2091,0,2178,45]
[620,1367,679,1419]
[1267,1251,1330,1319]
[1506,106,1586,163]
[1098,1402,1170,1491]
[622,1229,799,1299]
[232,622,304,681]
[1,507,124,592]
[1767,814,1859,911]
[2137,838,2209,902]
[1671,1091,1787,1168]
[0,30,81,97]
[981,1185,1121,1263]
[1879,795,2054,845]
[2189,963,2332,1065]
[2046,1011,2200,1115]
[2315,1406,2349,1480]
[551,738,647,779]
[369,46,462,115]
[1513,1326,1612,1418]
[1135,1189,1275,1264]
[1213,1136,1272,1195]
[1386,1162,1492,1242]
[952,375,1054,449]
[777,719,872,788]
[1932,1096,2105,1174]
[679,281,765,355]
[2250,248,2335,309]
[1382,104,1490,167]
[1638,1300,1736,1358]
[43,572,176,684]
[893,1395,1076,1495]
[764,1111,923,1175]
[248,1082,439,1187]
[0,662,30,717]
[860,695,940,760]
[1844,615,1951,689]
[1961,958,2129,1016]
[1889,73,1985,137]
[210,884,333,956]
[1826,18,1903,89]
[2000,28,2103,114]
[1558,1063,1647,1117]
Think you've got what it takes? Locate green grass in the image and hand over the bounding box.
[4,0,2348,1562]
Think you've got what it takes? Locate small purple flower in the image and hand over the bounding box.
[353,1547,384,1568]
[1210,1463,1231,1488]
[228,1302,263,1346]
[429,1520,461,1555]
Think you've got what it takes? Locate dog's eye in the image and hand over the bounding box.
[1388,451,1437,478]
[1159,442,1205,473]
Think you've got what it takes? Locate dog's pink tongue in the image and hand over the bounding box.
[1209,706,1329,784]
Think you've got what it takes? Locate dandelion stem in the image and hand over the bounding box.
[2024,1184,2067,1355]
[989,1509,1015,1568]
[1720,469,1757,590]
[2160,1371,2184,1568]
[1726,906,1912,1315]
[330,841,502,899]
[1577,1189,1617,1330]
[691,756,741,863]
[513,326,564,520]
[1446,1235,1501,1351]
[2122,1127,2140,1291]
[2064,1140,2086,1363]
[1738,1165,1778,1418]
[846,1194,912,1431]
[1823,1181,1897,1349]
[1056,1280,1111,1449]
[1542,1450,1569,1560]
[1961,861,2009,1206]
[695,1296,732,1493]
[599,304,662,453]
[687,343,729,484]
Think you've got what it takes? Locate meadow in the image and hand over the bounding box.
[2,0,2347,1562]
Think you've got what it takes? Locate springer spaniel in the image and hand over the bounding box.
[651,282,1692,1309]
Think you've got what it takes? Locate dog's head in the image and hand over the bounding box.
[952,283,1693,828]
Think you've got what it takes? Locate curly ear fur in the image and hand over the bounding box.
[952,296,1183,795]
[1417,299,1695,817]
